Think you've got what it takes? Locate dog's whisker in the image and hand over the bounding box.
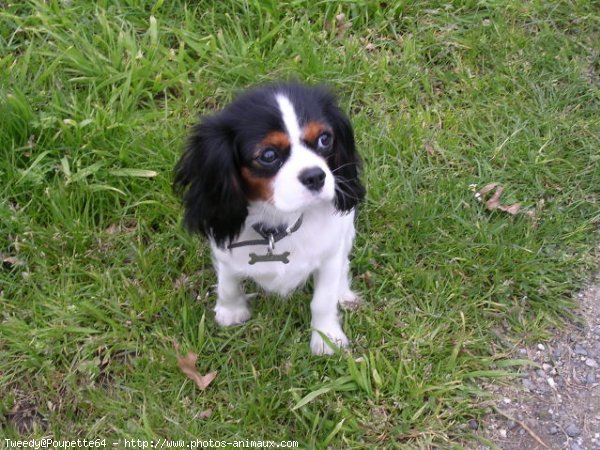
[334,182,362,202]
[331,162,360,174]
[335,187,362,202]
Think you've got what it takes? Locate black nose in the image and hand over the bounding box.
[298,167,326,192]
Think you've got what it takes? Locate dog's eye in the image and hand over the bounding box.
[257,148,280,166]
[317,132,333,152]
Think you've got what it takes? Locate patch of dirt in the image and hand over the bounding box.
[4,388,48,434]
[478,268,600,450]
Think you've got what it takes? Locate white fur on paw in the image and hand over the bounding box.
[214,303,251,326]
[339,290,361,309]
[310,328,349,355]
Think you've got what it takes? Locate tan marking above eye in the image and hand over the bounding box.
[302,121,332,145]
[259,131,290,153]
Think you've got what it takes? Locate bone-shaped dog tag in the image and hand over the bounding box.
[248,251,290,264]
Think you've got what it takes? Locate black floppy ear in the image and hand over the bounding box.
[173,116,248,248]
[325,97,366,212]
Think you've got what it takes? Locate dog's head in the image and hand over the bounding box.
[174,83,365,247]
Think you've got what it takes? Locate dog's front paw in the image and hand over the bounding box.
[214,303,251,326]
[310,327,349,355]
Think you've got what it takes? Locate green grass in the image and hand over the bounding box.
[1,0,598,448]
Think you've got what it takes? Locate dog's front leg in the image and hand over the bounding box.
[214,264,251,326]
[310,255,349,355]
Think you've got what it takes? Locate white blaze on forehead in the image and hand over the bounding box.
[275,94,301,144]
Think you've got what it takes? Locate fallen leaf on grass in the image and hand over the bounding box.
[476,183,521,215]
[333,13,351,37]
[197,409,213,419]
[475,182,529,216]
[173,341,217,391]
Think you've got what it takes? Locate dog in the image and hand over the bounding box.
[174,82,365,354]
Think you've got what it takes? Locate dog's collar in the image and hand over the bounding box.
[227,215,303,264]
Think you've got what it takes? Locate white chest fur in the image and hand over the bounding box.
[211,204,356,296]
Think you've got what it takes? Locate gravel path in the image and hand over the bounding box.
[478,269,600,450]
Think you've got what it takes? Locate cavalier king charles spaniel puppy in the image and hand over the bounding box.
[174,82,365,355]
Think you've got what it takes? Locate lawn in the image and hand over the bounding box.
[1,0,598,448]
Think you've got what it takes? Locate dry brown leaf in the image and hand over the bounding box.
[197,409,213,419]
[334,12,351,37]
[476,182,523,216]
[485,184,504,209]
[477,182,499,196]
[424,141,435,156]
[499,203,522,215]
[174,341,217,391]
